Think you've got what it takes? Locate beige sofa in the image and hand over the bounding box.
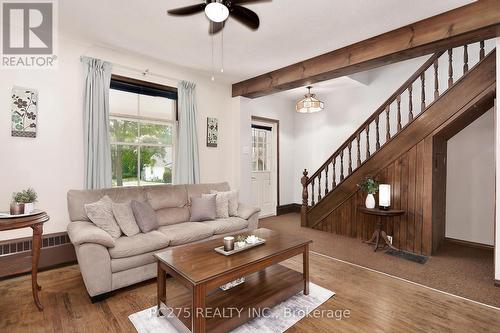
[66,182,260,301]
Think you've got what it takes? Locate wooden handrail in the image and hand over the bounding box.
[306,51,444,185]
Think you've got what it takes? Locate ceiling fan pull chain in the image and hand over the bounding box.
[211,22,215,81]
[221,28,224,73]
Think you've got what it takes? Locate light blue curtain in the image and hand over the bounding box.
[82,57,113,189]
[174,81,200,184]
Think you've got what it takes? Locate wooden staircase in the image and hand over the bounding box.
[300,40,496,255]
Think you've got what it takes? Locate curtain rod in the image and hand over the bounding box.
[80,56,182,83]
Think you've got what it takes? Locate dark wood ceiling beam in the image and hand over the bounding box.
[232,0,500,98]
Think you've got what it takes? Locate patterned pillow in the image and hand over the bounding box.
[210,190,238,217]
[85,195,122,239]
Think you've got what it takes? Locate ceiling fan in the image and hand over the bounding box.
[167,0,268,34]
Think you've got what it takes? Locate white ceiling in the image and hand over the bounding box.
[60,0,474,83]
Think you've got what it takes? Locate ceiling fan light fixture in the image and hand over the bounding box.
[205,1,229,22]
[296,86,324,113]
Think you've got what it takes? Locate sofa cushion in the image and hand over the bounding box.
[204,217,249,235]
[131,200,159,233]
[144,185,188,210]
[67,187,146,222]
[112,202,140,237]
[156,207,191,226]
[85,196,122,239]
[190,195,217,222]
[108,231,170,259]
[185,182,230,202]
[111,251,157,273]
[158,222,214,246]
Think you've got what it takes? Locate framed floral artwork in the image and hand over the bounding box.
[207,117,218,147]
[11,87,38,138]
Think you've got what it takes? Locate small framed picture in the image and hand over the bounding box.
[207,117,218,147]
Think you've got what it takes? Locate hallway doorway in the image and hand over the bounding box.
[250,116,279,218]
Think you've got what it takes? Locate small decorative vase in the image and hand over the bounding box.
[24,202,34,214]
[10,202,25,215]
[365,194,376,209]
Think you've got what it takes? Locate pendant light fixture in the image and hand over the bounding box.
[296,86,324,113]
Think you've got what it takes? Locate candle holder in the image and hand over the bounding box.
[223,236,235,252]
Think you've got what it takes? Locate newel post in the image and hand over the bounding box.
[301,169,309,227]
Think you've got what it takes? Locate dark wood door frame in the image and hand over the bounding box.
[251,116,280,207]
[430,93,495,254]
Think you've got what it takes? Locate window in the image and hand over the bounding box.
[109,76,177,187]
[251,125,272,172]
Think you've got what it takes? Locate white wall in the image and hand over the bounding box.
[238,95,296,205]
[495,38,500,282]
[0,36,239,241]
[445,109,495,245]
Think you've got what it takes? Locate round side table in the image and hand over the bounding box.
[358,207,404,252]
[0,210,49,310]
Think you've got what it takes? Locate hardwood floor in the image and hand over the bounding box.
[1,251,499,333]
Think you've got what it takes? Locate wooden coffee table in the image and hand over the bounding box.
[155,228,312,333]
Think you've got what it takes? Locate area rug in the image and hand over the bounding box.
[129,283,335,333]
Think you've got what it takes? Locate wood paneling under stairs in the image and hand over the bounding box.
[316,144,427,254]
[311,51,496,255]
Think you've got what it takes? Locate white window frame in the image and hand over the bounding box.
[109,94,177,187]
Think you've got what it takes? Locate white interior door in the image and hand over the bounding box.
[251,121,277,217]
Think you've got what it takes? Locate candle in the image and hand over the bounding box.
[224,236,235,251]
[379,184,391,210]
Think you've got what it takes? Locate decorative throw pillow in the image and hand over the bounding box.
[85,195,122,239]
[112,202,140,237]
[190,195,217,222]
[203,192,229,218]
[210,190,239,217]
[131,200,159,233]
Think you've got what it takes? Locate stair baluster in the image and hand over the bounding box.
[480,41,485,60]
[366,126,371,158]
[340,149,345,181]
[356,133,362,167]
[408,83,414,121]
[332,159,336,188]
[300,169,309,226]
[348,142,353,174]
[397,95,402,131]
[448,49,453,87]
[325,165,329,196]
[375,115,380,150]
[421,72,426,111]
[434,59,439,99]
[463,44,469,73]
[386,105,391,141]
[311,179,315,206]
[318,173,322,201]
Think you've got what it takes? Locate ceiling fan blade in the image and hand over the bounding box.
[209,21,225,35]
[167,3,206,16]
[230,5,260,30]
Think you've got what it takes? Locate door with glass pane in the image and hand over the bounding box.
[251,120,277,217]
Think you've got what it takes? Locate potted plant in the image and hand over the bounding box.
[358,177,379,209]
[10,188,38,215]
